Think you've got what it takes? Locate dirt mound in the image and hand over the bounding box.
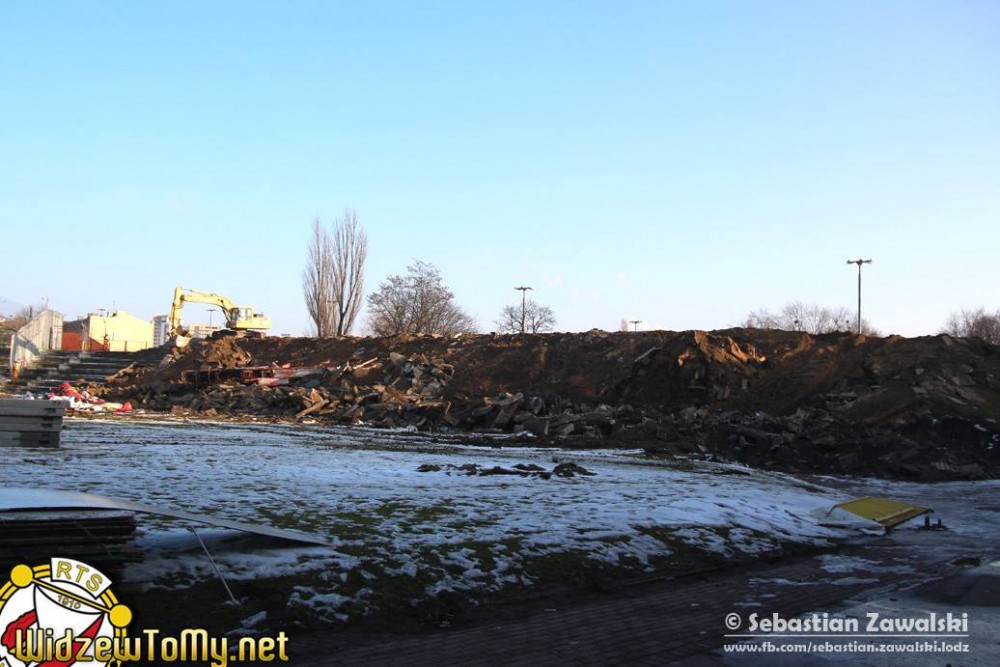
[97,329,1000,480]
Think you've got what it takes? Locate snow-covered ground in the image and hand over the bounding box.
[5,419,884,621]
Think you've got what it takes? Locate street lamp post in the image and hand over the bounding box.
[629,319,641,332]
[846,258,872,334]
[514,286,533,334]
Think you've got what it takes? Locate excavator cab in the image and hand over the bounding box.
[230,307,271,332]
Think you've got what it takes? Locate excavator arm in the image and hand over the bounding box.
[168,287,272,336]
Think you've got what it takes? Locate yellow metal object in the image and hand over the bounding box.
[168,286,272,337]
[835,496,931,528]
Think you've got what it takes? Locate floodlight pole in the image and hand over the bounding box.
[515,286,533,334]
[629,319,641,332]
[846,258,872,334]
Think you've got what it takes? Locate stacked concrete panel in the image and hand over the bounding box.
[0,398,65,447]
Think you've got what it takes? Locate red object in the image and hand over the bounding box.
[1,609,36,652]
[2,607,104,667]
[39,614,103,667]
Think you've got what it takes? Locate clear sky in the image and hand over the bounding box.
[2,1,997,336]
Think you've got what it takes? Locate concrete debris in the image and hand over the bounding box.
[416,462,596,479]
[88,329,1000,481]
[0,398,65,448]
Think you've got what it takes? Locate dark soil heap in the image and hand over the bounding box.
[97,329,1000,481]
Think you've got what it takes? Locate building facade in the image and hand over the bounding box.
[152,314,171,347]
[62,311,154,352]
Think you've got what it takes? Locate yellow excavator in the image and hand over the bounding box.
[168,286,271,345]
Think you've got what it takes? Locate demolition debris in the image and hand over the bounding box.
[86,328,1000,481]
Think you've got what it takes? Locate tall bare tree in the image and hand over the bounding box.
[495,299,556,334]
[367,260,477,336]
[303,218,336,337]
[303,211,368,337]
[330,209,368,336]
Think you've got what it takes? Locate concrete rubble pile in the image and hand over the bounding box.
[114,349,652,437]
[121,351,453,428]
[92,329,1000,481]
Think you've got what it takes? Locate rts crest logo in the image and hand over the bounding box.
[0,558,131,667]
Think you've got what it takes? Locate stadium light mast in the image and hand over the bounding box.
[515,286,533,334]
[846,258,872,334]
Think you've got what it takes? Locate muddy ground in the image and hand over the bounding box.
[96,328,1000,481]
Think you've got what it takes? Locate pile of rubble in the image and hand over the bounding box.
[93,329,1000,481]
[122,351,454,428]
[112,348,646,437]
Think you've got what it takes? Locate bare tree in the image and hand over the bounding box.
[942,308,1000,344]
[330,209,368,336]
[0,304,46,347]
[743,301,879,335]
[367,260,477,336]
[495,299,556,334]
[0,304,46,332]
[303,218,336,337]
[303,211,368,337]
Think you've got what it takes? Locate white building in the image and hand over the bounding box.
[152,314,170,347]
[187,323,222,339]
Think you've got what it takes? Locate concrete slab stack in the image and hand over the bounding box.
[0,398,65,447]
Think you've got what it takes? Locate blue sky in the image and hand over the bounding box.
[2,1,997,336]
